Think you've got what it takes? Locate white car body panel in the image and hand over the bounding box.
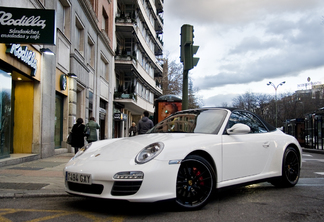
[218,130,300,188]
[64,108,302,205]
[64,133,223,202]
[222,131,274,181]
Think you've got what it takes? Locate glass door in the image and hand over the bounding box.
[0,69,12,159]
[54,94,63,148]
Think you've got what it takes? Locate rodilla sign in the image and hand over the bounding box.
[6,44,38,76]
[0,7,56,45]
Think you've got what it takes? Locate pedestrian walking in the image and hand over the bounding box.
[85,117,100,143]
[71,118,86,154]
[138,111,154,134]
[129,122,137,137]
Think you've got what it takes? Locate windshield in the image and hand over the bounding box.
[148,109,227,134]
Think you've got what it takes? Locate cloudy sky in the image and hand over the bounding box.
[163,0,324,107]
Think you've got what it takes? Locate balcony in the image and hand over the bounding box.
[115,16,136,24]
[115,14,136,35]
[114,92,137,102]
[155,0,164,14]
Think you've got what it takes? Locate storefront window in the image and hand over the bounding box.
[0,69,12,159]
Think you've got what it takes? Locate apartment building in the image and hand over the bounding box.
[113,0,163,137]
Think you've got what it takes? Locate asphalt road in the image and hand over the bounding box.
[0,151,323,222]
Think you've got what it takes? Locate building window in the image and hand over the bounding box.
[102,8,108,34]
[100,54,109,81]
[87,36,95,68]
[57,0,71,38]
[90,0,96,10]
[75,16,85,56]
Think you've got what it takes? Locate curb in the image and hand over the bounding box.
[0,190,69,199]
[302,148,324,155]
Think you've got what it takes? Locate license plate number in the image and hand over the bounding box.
[66,172,92,185]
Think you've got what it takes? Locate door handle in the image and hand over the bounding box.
[263,142,270,148]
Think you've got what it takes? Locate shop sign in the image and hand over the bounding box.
[0,7,56,44]
[114,113,122,120]
[114,113,127,121]
[6,43,37,76]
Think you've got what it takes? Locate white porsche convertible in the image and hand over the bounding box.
[64,108,302,210]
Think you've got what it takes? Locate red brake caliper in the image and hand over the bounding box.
[193,167,204,186]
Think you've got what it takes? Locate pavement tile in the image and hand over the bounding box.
[0,152,73,198]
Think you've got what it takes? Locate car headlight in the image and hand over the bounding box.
[72,143,92,160]
[135,142,164,164]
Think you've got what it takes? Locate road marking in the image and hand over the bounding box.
[0,209,124,222]
[302,159,324,162]
[297,178,324,187]
[303,154,312,157]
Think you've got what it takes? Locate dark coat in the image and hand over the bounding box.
[71,123,86,148]
[129,126,137,136]
[138,117,154,134]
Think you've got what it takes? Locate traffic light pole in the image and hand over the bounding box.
[180,24,199,110]
[182,69,189,110]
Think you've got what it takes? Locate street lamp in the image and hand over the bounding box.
[40,48,54,55]
[267,81,285,127]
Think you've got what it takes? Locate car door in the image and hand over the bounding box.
[222,111,273,181]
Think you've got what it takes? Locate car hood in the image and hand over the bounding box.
[70,133,217,163]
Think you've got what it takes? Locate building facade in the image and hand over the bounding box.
[0,0,115,160]
[0,0,163,160]
[113,0,163,137]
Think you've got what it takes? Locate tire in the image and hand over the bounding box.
[272,147,300,187]
[175,155,215,210]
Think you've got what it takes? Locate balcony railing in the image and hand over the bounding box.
[115,13,136,24]
[114,92,137,102]
[157,14,164,24]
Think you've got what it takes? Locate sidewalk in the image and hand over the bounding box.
[0,148,323,199]
[0,149,74,198]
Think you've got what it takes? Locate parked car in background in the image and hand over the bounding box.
[64,108,302,210]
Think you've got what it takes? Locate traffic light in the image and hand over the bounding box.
[180,24,199,71]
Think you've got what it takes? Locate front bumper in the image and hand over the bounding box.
[64,159,180,202]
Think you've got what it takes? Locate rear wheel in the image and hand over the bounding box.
[176,155,215,210]
[272,147,300,187]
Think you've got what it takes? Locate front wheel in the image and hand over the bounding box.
[272,147,300,187]
[175,155,215,210]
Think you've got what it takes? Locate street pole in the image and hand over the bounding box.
[267,81,285,127]
[182,69,189,110]
[180,24,199,110]
[275,87,278,127]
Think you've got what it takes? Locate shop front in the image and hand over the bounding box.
[54,70,69,148]
[0,43,41,159]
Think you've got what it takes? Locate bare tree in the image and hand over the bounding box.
[188,86,204,109]
[232,91,275,124]
[231,90,324,127]
[160,58,183,95]
[160,57,203,108]
[221,102,229,107]
[232,92,259,112]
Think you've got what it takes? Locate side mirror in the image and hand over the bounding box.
[227,123,251,135]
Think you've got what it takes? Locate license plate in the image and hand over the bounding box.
[66,172,92,185]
